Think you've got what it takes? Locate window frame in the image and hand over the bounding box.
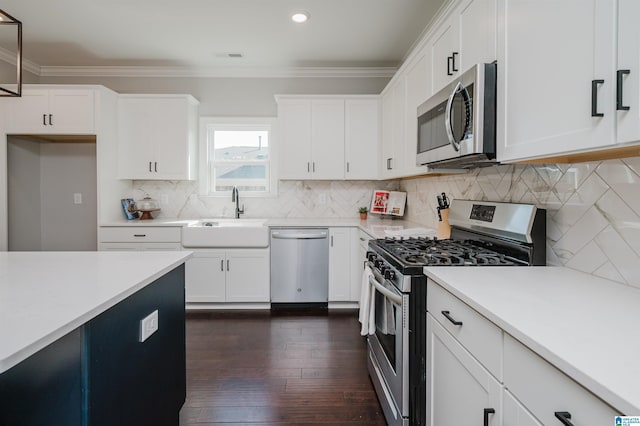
[198,117,278,198]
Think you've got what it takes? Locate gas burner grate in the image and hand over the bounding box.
[374,237,521,267]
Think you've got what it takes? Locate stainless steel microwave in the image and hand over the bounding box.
[417,63,497,169]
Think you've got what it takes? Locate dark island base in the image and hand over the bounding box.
[0,264,186,426]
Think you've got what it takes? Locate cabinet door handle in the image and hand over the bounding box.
[554,411,574,426]
[307,162,310,172]
[133,234,146,237]
[591,79,604,117]
[617,69,631,111]
[483,408,495,426]
[331,235,334,247]
[447,56,453,76]
[49,114,53,126]
[227,259,230,271]
[312,162,316,172]
[154,162,158,172]
[452,52,459,72]
[346,162,350,173]
[149,161,152,172]
[386,158,392,170]
[43,114,47,126]
[441,310,463,326]
[220,259,224,271]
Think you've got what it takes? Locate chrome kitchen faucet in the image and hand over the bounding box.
[231,186,244,219]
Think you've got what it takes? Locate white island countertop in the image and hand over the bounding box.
[0,251,191,373]
[423,266,640,415]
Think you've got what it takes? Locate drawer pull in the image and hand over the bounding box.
[133,234,147,237]
[483,408,495,426]
[441,310,463,326]
[554,411,574,426]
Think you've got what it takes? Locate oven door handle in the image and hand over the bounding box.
[369,275,403,306]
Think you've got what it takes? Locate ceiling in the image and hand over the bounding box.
[0,0,447,76]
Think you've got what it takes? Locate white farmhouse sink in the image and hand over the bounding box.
[181,219,269,248]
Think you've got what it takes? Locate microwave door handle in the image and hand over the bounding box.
[445,81,462,152]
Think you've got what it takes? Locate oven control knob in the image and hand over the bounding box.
[366,252,377,262]
[384,270,396,280]
[379,266,388,276]
[374,259,383,269]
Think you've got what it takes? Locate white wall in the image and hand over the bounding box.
[39,76,389,116]
[7,138,42,250]
[7,138,97,251]
[39,142,97,250]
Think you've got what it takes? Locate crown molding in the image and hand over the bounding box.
[0,47,41,76]
[38,65,397,79]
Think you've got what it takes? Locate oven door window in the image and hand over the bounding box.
[374,287,400,371]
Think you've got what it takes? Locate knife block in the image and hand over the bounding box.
[437,208,451,239]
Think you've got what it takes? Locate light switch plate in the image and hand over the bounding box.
[73,193,82,204]
[139,309,159,342]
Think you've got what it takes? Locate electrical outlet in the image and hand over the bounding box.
[73,193,82,204]
[139,310,159,342]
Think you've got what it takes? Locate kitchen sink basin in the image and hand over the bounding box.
[181,219,269,248]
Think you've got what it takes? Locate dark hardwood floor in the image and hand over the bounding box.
[179,309,386,425]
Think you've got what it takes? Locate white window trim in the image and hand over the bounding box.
[198,116,278,198]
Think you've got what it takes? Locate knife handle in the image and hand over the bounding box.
[437,206,442,221]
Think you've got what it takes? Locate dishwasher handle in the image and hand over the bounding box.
[271,231,328,240]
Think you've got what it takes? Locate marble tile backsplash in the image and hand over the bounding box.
[132,180,400,221]
[399,157,640,288]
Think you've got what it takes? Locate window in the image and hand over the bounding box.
[199,117,276,196]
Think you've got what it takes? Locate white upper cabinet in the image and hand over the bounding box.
[6,88,95,134]
[497,0,617,162]
[277,95,378,180]
[430,0,497,94]
[345,98,379,180]
[616,0,640,144]
[310,99,345,179]
[117,94,199,180]
[277,98,312,179]
[380,78,406,179]
[404,49,432,176]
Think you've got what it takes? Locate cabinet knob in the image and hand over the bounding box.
[554,411,574,426]
[483,408,495,426]
[591,79,605,117]
[48,114,53,126]
[617,69,631,111]
[452,52,459,72]
[441,310,463,326]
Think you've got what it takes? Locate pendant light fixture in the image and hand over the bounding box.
[0,9,22,97]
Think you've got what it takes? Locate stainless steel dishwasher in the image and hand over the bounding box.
[270,228,329,307]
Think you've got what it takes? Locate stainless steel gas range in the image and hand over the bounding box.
[365,200,546,426]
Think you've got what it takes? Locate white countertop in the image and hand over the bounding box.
[0,251,191,373]
[423,266,640,415]
[100,216,428,239]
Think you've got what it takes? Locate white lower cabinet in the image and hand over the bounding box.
[185,249,269,303]
[503,334,620,425]
[426,278,623,426]
[98,226,182,251]
[328,227,360,303]
[426,313,502,426]
[503,390,542,426]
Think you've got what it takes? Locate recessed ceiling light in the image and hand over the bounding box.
[291,12,309,24]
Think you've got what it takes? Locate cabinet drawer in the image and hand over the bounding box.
[427,279,502,379]
[99,227,181,243]
[504,334,621,424]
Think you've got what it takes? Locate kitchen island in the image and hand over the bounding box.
[0,251,191,426]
